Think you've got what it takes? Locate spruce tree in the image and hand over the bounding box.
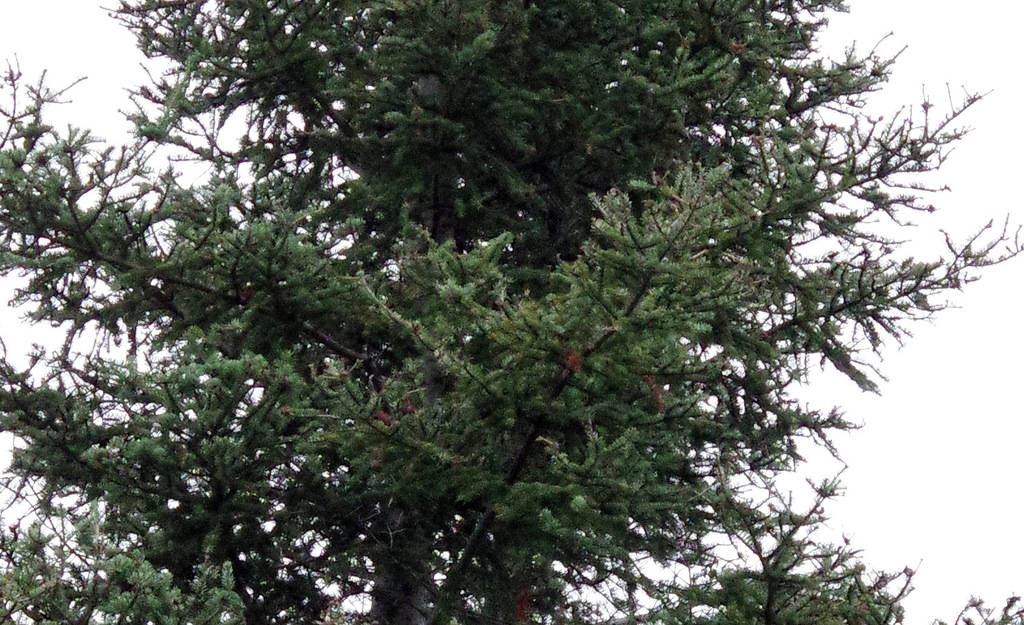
[0,1,1019,624]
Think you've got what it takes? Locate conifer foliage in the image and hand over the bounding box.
[0,1,1019,624]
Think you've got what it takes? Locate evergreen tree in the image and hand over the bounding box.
[0,1,1018,624]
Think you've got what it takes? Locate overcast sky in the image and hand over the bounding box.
[809,3,1024,622]
[0,2,1020,623]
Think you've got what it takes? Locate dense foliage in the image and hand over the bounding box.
[0,1,1019,624]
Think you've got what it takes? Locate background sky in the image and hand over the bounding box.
[0,2,1020,623]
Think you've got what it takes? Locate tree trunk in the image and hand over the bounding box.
[369,510,431,625]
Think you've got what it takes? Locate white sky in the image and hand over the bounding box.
[0,2,1020,623]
